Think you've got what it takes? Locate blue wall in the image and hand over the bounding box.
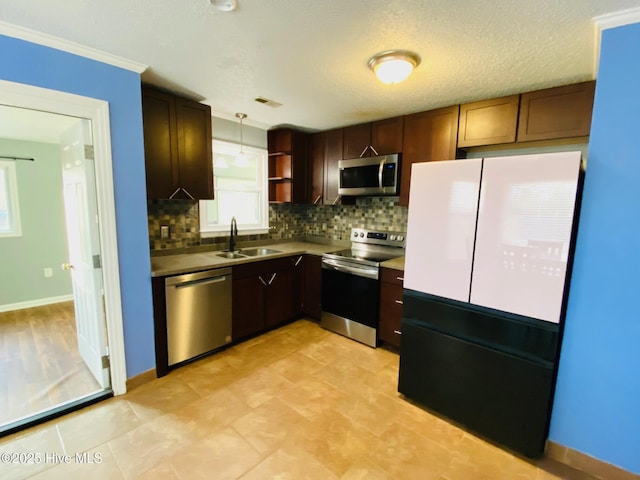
[0,35,155,378]
[549,23,640,474]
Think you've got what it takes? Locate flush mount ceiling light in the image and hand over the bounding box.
[368,50,421,85]
[210,0,237,12]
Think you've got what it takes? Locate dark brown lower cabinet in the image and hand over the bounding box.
[378,268,404,348]
[232,257,294,341]
[286,254,322,321]
[303,255,322,319]
[291,255,305,318]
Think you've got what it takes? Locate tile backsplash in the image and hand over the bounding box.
[148,197,408,251]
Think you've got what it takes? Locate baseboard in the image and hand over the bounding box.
[125,369,157,393]
[546,441,640,480]
[0,294,74,313]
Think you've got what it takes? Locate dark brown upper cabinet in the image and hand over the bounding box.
[342,116,404,159]
[308,131,326,205]
[517,81,596,142]
[267,128,308,204]
[321,128,354,205]
[400,106,459,206]
[142,86,213,200]
[457,95,520,148]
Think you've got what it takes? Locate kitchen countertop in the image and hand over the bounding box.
[151,241,345,277]
[151,239,406,277]
[380,256,405,271]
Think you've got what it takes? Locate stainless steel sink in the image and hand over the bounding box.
[240,248,281,256]
[216,251,247,259]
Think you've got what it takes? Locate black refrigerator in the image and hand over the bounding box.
[398,151,583,457]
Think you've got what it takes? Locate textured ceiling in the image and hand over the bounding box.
[1,0,639,131]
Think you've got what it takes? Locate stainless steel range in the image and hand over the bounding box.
[321,228,406,347]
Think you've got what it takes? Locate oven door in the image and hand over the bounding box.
[321,258,380,329]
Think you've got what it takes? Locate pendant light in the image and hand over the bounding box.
[368,50,421,85]
[234,112,249,167]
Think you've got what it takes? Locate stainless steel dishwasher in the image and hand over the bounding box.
[165,267,232,366]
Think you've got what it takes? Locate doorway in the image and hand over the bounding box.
[0,80,126,434]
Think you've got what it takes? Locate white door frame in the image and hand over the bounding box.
[0,79,127,395]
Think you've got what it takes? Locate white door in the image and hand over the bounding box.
[61,119,110,389]
[404,159,483,302]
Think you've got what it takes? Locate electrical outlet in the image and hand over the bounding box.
[160,225,169,239]
[44,267,53,278]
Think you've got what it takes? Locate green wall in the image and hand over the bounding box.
[212,116,268,149]
[0,138,72,307]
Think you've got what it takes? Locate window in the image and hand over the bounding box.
[199,140,268,236]
[0,160,21,237]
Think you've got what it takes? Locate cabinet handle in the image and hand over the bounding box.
[268,273,277,285]
[313,195,322,205]
[258,275,267,286]
[332,195,340,205]
[294,256,303,267]
[369,145,379,156]
[397,276,404,281]
[359,146,369,158]
[395,299,403,305]
[393,330,402,335]
[181,187,195,200]
[168,187,181,199]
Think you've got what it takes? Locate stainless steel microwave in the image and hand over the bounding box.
[338,153,401,196]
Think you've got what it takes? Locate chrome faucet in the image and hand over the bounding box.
[229,216,238,252]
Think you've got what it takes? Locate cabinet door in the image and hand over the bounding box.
[303,254,322,319]
[323,128,344,205]
[265,267,293,328]
[400,106,459,206]
[371,116,404,155]
[342,123,371,159]
[176,98,214,200]
[308,132,325,205]
[458,95,519,148]
[404,159,482,302]
[291,255,305,318]
[470,152,582,323]
[343,118,404,159]
[142,88,179,199]
[232,276,266,340]
[517,81,595,142]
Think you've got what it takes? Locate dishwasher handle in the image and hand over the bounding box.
[165,267,232,288]
[172,275,228,289]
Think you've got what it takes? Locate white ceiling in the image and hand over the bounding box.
[1,0,639,132]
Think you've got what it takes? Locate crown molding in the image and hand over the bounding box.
[592,6,640,78]
[0,21,147,74]
[593,6,640,32]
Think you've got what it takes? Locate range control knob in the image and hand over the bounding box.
[353,232,358,238]
[397,235,404,241]
[390,235,396,241]
[360,232,365,237]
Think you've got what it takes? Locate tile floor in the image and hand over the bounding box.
[0,319,600,480]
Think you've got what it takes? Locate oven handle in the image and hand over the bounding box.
[322,258,379,280]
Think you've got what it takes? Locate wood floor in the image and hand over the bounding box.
[0,302,102,428]
[1,319,606,480]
